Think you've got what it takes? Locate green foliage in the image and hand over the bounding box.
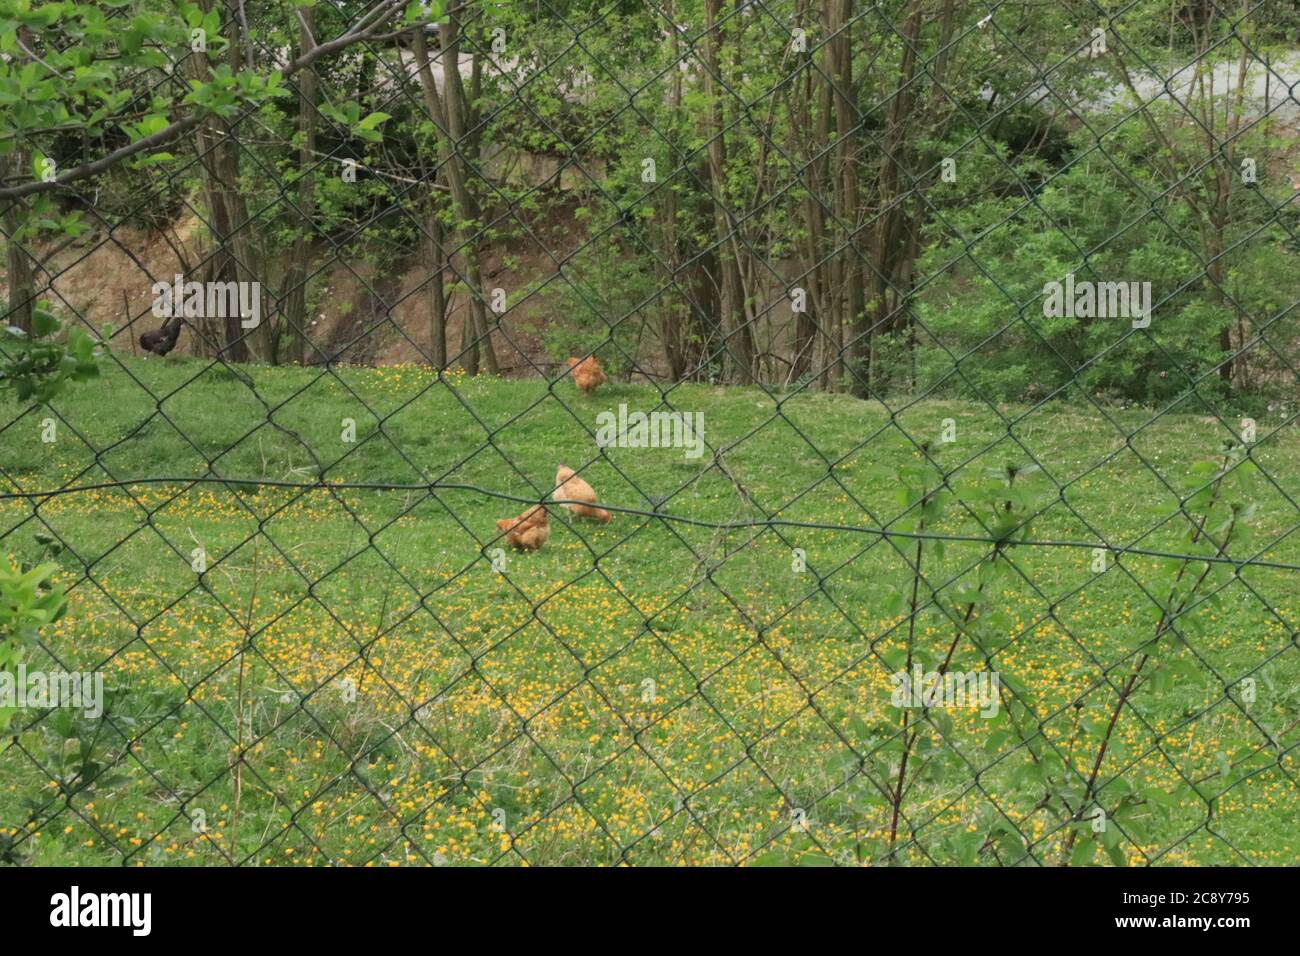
[535,239,655,378]
[0,305,103,405]
[0,560,67,733]
[319,102,391,144]
[917,104,1300,404]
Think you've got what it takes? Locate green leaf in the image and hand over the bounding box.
[30,308,59,337]
[357,111,391,131]
[1070,837,1096,867]
[1105,841,1127,866]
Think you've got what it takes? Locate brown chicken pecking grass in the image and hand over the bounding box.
[494,504,551,551]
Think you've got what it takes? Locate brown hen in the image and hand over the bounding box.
[553,464,611,523]
[495,505,551,551]
[567,355,605,394]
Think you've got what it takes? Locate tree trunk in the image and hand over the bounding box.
[703,0,755,385]
[412,11,497,375]
[279,6,318,366]
[864,0,925,396]
[424,189,449,369]
[2,150,35,334]
[189,0,264,362]
[830,0,864,393]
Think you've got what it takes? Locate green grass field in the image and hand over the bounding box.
[2,357,1298,866]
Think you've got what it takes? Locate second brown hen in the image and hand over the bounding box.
[495,505,551,551]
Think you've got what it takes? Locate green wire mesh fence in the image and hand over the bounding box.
[1,0,1299,865]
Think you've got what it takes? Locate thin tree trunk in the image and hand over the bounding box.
[279,6,318,366]
[412,11,497,375]
[3,34,36,334]
[659,6,687,381]
[424,189,448,369]
[864,0,925,396]
[785,74,822,384]
[189,0,263,362]
[830,0,863,392]
[703,0,755,384]
[2,150,35,334]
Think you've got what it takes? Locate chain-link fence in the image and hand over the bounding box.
[1,0,1299,866]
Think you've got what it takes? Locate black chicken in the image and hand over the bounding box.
[140,314,183,356]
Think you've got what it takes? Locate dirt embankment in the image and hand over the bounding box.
[11,194,591,377]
